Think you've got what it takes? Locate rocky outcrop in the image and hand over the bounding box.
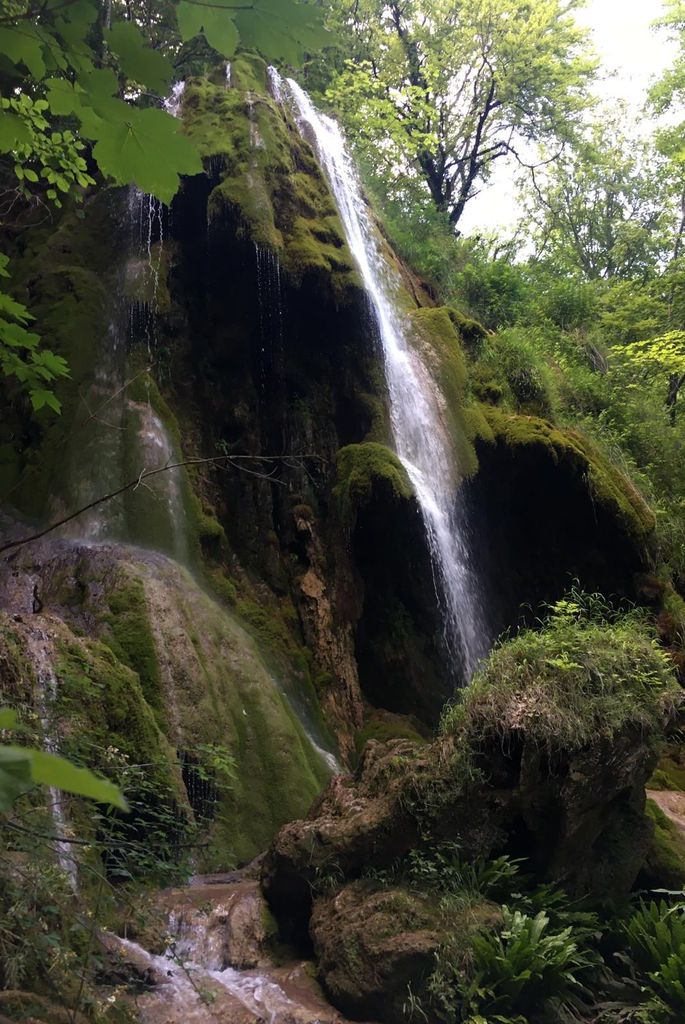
[0,537,332,868]
[264,619,681,949]
[310,883,443,1021]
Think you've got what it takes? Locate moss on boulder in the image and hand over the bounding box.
[334,442,413,527]
[408,306,486,478]
[180,56,358,296]
[642,797,685,889]
[481,406,656,544]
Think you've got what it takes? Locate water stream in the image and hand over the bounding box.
[107,877,352,1024]
[280,74,488,679]
[25,627,79,891]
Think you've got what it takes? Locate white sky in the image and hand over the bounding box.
[459,0,678,235]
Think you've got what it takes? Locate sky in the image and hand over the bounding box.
[460,0,679,235]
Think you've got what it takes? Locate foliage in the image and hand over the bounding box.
[522,112,674,280]
[441,593,678,753]
[624,899,685,1012]
[459,906,598,1020]
[0,706,126,812]
[322,0,595,229]
[616,330,685,424]
[0,253,69,412]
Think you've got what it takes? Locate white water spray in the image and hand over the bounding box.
[281,75,488,678]
[164,80,186,118]
[26,628,78,891]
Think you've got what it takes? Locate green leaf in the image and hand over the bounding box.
[92,106,202,204]
[0,25,46,79]
[0,112,31,153]
[176,0,239,57]
[30,388,62,413]
[0,708,18,730]
[107,21,173,93]
[0,745,33,811]
[22,748,128,810]
[234,0,328,63]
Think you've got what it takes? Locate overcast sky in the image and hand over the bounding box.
[460,0,678,235]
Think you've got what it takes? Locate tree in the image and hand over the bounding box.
[616,330,685,425]
[522,113,673,281]
[0,0,325,411]
[650,1,685,262]
[323,0,595,230]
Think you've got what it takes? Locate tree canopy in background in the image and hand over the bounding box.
[522,112,675,281]
[320,0,596,230]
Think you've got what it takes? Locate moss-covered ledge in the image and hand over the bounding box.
[180,54,359,298]
[480,405,656,544]
[334,442,413,528]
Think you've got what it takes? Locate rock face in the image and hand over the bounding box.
[264,661,678,1022]
[0,538,332,867]
[310,883,443,1022]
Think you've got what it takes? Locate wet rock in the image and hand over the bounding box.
[159,879,273,971]
[310,882,443,1022]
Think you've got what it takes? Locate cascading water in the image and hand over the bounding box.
[26,627,79,891]
[164,80,186,118]
[106,877,353,1024]
[280,74,488,679]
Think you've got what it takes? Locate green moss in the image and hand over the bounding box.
[649,748,685,791]
[181,61,358,298]
[643,799,685,889]
[102,576,163,716]
[355,717,426,757]
[481,406,656,542]
[408,307,481,477]
[443,599,678,755]
[334,442,413,527]
[54,629,177,796]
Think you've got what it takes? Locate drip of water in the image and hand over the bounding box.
[254,243,285,391]
[164,80,186,118]
[26,628,78,891]
[281,72,488,679]
[267,65,282,103]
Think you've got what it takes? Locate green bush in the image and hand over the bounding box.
[442,593,678,754]
[624,900,685,1013]
[459,906,598,1019]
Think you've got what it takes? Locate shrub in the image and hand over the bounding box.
[442,593,679,755]
[624,899,685,1012]
[459,906,599,1019]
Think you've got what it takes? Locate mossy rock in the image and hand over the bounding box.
[355,711,427,759]
[180,58,358,298]
[642,798,685,889]
[101,574,163,717]
[480,406,656,543]
[334,442,413,527]
[408,306,489,478]
[649,745,685,791]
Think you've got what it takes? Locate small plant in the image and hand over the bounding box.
[459,906,599,1019]
[623,899,685,1012]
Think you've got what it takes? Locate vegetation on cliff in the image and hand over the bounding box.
[3,2,685,1024]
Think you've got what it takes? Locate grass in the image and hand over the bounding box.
[442,592,679,754]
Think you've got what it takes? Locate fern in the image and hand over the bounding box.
[460,906,599,1017]
[624,900,685,1011]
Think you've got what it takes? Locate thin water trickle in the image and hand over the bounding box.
[164,80,186,118]
[26,627,78,891]
[281,72,489,679]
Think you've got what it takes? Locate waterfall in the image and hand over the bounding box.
[164,80,186,118]
[280,75,488,679]
[26,628,79,891]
